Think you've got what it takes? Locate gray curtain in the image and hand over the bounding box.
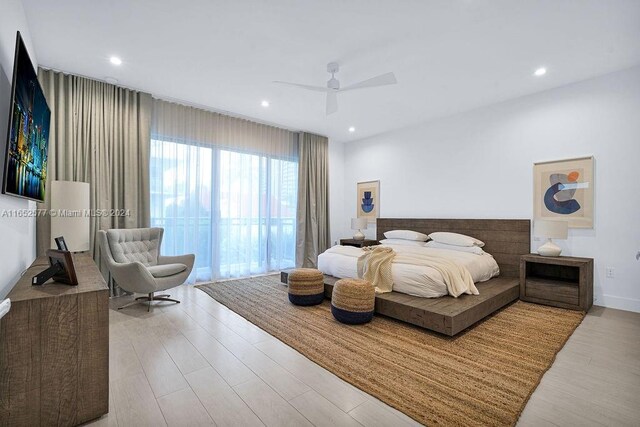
[296,132,330,267]
[36,69,152,266]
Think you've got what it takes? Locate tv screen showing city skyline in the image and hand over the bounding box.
[3,32,50,202]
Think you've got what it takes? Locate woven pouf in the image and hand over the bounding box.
[287,268,325,306]
[331,279,375,324]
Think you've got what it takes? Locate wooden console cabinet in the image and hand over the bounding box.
[0,253,109,426]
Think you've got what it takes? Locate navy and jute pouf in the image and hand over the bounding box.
[287,268,325,306]
[331,278,375,324]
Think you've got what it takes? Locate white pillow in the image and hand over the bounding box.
[428,232,484,247]
[383,230,429,242]
[425,241,485,255]
[380,239,427,247]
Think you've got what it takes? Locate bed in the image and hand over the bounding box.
[318,244,500,298]
[282,218,531,336]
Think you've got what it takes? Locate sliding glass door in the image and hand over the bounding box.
[150,139,297,282]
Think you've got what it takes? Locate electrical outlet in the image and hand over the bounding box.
[533,236,541,241]
[606,267,615,279]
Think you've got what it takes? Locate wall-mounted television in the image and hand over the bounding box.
[2,31,50,202]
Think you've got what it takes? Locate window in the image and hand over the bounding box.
[150,139,297,282]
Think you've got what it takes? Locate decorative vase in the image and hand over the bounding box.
[361,191,374,213]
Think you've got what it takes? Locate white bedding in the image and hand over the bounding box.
[317,243,500,298]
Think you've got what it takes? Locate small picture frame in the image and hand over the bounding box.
[47,249,78,285]
[54,236,69,251]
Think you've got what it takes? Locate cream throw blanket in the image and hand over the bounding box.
[357,246,396,293]
[393,251,478,297]
[353,245,478,297]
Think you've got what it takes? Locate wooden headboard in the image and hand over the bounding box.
[376,218,531,278]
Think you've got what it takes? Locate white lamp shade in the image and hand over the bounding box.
[534,219,568,240]
[50,180,90,252]
[351,218,368,230]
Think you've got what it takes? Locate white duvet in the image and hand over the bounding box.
[318,244,500,298]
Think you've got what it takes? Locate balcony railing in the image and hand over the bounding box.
[150,216,296,280]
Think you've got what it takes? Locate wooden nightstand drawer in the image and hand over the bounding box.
[525,279,579,306]
[520,254,593,311]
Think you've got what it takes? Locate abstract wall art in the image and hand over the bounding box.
[357,180,380,223]
[534,156,594,228]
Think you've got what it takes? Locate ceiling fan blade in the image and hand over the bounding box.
[326,91,338,115]
[273,81,330,93]
[340,72,397,92]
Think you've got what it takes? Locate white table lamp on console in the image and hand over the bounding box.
[50,180,90,252]
[534,219,568,256]
[351,218,368,240]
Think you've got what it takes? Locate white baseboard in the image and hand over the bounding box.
[598,294,640,313]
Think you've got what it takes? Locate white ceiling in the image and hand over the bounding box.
[21,0,640,142]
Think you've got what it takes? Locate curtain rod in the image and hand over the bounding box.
[39,65,327,138]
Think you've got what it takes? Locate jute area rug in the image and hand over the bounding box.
[197,275,584,426]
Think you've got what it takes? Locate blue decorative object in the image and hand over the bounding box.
[361,191,374,213]
[331,305,374,324]
[331,279,375,325]
[544,182,581,215]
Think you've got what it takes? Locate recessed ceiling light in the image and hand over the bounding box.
[261,100,269,107]
[348,126,356,133]
[109,56,122,66]
[534,67,547,77]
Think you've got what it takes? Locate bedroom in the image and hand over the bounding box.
[0,0,638,426]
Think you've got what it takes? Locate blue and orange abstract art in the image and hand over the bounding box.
[534,157,594,229]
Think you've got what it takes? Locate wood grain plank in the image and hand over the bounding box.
[130,333,189,399]
[111,373,167,427]
[233,378,313,427]
[0,298,41,425]
[156,388,215,426]
[185,367,265,427]
[289,390,362,427]
[40,294,79,426]
[77,290,110,423]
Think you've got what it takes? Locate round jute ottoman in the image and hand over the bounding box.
[331,279,375,324]
[287,268,325,306]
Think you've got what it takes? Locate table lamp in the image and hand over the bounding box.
[50,180,90,252]
[534,219,568,257]
[351,218,368,240]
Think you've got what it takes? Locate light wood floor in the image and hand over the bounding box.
[87,283,640,427]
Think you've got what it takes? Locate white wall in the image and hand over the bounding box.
[334,66,640,312]
[0,0,38,298]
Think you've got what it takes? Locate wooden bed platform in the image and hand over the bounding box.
[282,218,530,336]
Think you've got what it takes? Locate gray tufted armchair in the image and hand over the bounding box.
[98,227,195,311]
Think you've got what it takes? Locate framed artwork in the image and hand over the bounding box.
[533,156,594,228]
[357,180,380,223]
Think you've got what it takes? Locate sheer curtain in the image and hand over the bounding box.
[150,100,298,282]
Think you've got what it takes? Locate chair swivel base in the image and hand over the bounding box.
[117,292,180,311]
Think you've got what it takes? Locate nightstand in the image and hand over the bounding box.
[339,239,379,248]
[520,254,593,312]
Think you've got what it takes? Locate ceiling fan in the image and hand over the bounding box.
[274,62,397,115]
